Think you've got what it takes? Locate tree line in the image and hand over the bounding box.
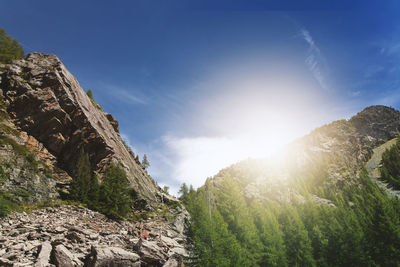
[180,168,400,266]
[69,149,133,219]
[380,138,400,189]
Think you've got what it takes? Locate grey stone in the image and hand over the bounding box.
[134,239,167,265]
[34,241,52,267]
[85,245,140,267]
[52,244,82,267]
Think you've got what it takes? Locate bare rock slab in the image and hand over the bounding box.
[85,245,140,267]
[52,244,83,267]
[35,241,52,267]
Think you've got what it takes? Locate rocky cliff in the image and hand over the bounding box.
[0,54,191,266]
[0,53,160,207]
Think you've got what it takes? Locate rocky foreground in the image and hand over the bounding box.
[0,205,189,266]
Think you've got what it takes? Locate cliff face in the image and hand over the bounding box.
[0,53,159,206]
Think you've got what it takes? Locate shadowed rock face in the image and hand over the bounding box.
[350,105,400,141]
[0,53,159,206]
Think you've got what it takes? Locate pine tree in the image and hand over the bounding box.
[163,186,169,195]
[142,154,150,169]
[99,163,132,219]
[380,138,400,188]
[87,175,100,209]
[0,28,24,63]
[178,183,189,199]
[70,149,91,203]
[278,206,315,267]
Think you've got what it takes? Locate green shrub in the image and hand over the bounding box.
[86,89,94,101]
[0,191,19,217]
[0,28,24,64]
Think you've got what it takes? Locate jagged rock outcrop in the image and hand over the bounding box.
[0,205,190,266]
[0,53,159,206]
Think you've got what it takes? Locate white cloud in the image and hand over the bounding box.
[300,28,330,91]
[159,128,303,191]
[98,83,147,104]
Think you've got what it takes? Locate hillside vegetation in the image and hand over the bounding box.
[181,165,400,266]
[181,107,400,266]
[380,138,400,189]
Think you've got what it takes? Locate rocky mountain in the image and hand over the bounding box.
[0,53,160,208]
[0,53,191,266]
[183,105,400,266]
[208,105,400,204]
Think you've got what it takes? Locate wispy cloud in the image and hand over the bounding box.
[120,132,134,148]
[379,42,400,56]
[364,65,385,78]
[98,83,147,105]
[300,28,330,91]
[349,90,361,97]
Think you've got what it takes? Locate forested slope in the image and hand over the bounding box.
[181,106,400,266]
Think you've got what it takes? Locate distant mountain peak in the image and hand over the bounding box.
[350,105,400,140]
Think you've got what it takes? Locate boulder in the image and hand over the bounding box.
[134,239,168,266]
[52,244,83,267]
[162,257,179,267]
[85,245,140,267]
[34,241,52,267]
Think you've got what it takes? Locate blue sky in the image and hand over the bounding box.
[1,0,400,194]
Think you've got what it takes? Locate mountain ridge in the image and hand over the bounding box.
[201,105,400,206]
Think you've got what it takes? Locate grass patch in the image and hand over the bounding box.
[0,190,21,217]
[13,188,30,199]
[166,200,182,209]
[21,199,85,214]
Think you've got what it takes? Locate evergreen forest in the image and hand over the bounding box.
[181,160,400,266]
